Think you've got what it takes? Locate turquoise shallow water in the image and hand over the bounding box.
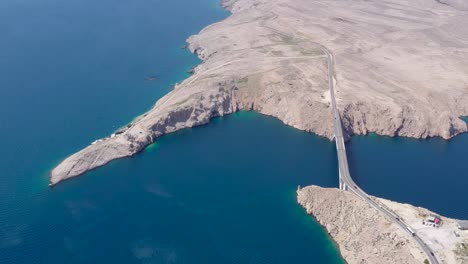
[1,112,345,263]
[0,0,345,262]
[1,0,467,262]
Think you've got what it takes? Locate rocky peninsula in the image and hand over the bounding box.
[49,0,468,262]
[298,186,468,264]
[51,0,468,185]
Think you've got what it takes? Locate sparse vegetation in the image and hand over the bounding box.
[271,50,284,56]
[454,243,468,257]
[300,49,322,56]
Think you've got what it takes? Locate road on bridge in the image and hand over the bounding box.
[322,47,439,264]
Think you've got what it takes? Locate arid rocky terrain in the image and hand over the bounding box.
[51,0,468,184]
[50,1,468,262]
[378,198,468,264]
[298,186,468,264]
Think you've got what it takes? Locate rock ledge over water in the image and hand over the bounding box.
[51,0,468,184]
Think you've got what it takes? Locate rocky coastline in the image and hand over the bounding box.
[49,0,468,262]
[298,186,468,264]
[50,0,468,185]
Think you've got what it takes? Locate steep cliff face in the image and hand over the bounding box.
[51,0,468,184]
[50,85,241,184]
[297,186,426,264]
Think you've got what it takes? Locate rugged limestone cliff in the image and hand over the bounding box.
[51,0,468,184]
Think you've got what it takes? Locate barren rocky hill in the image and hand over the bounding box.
[51,0,468,184]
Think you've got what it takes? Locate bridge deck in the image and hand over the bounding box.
[323,47,438,264]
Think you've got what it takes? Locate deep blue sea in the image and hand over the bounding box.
[1,0,467,263]
[348,131,468,219]
[0,0,345,263]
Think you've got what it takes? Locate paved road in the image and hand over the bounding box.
[322,48,439,264]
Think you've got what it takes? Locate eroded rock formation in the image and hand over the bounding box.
[51,0,468,184]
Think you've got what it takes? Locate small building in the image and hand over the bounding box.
[458,220,468,230]
[423,215,443,227]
